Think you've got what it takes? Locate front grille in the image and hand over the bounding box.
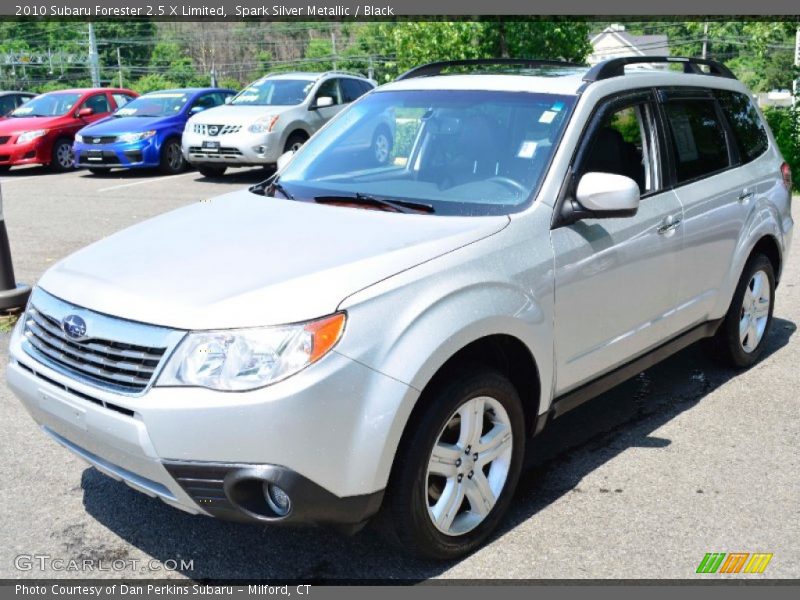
[188,146,243,157]
[84,135,117,144]
[23,305,167,393]
[78,150,121,165]
[192,124,241,136]
[0,136,10,144]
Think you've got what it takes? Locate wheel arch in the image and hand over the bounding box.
[749,234,783,284]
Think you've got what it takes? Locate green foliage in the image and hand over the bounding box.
[764,107,800,191]
[131,73,180,94]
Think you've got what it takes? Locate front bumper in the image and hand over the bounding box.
[7,314,414,526]
[0,138,47,166]
[182,128,281,166]
[74,138,159,169]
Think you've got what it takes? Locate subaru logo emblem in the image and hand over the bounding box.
[93,137,101,144]
[208,125,219,136]
[62,315,87,340]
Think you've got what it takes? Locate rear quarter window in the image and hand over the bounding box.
[716,90,769,164]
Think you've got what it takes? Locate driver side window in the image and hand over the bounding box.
[579,98,661,196]
[315,79,341,106]
[81,94,111,115]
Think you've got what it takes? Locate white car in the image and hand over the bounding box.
[7,57,793,559]
[182,71,377,177]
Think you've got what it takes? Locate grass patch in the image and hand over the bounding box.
[0,314,20,333]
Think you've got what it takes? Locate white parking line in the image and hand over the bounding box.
[97,172,195,193]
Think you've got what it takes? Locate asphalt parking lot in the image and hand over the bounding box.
[1,165,798,580]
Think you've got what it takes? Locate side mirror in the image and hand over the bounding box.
[312,96,334,109]
[77,107,94,118]
[575,172,640,216]
[189,105,205,114]
[276,150,294,171]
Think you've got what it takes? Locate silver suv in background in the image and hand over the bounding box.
[182,71,377,177]
[7,58,793,560]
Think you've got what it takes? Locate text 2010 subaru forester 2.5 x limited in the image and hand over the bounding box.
[7,58,793,559]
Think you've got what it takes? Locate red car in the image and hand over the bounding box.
[0,88,138,172]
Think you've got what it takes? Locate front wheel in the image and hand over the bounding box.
[381,368,525,560]
[198,165,227,178]
[159,139,185,175]
[50,139,74,172]
[372,126,393,165]
[709,253,775,368]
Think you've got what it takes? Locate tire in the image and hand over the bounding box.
[381,368,525,560]
[709,253,775,368]
[50,138,74,172]
[88,168,110,176]
[284,132,308,154]
[198,165,227,178]
[372,126,393,165]
[0,165,10,173]
[159,138,185,175]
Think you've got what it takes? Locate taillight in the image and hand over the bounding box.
[781,161,792,190]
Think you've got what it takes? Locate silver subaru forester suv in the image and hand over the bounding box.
[7,58,793,559]
[182,71,377,178]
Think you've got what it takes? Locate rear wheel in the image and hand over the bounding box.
[709,253,775,368]
[50,139,74,172]
[198,165,227,178]
[159,138,185,175]
[381,368,525,560]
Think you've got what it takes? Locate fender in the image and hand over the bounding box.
[711,180,790,318]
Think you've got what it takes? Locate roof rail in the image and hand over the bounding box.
[323,70,368,79]
[396,58,583,80]
[583,56,736,82]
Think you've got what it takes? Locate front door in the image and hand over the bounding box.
[552,91,685,394]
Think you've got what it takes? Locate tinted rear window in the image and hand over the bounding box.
[716,90,768,164]
[664,99,731,183]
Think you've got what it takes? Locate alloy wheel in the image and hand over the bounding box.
[739,269,771,353]
[373,133,390,164]
[426,395,513,536]
[56,143,74,169]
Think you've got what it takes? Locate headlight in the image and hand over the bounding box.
[117,130,157,143]
[248,115,279,134]
[16,130,47,144]
[157,312,346,391]
[74,133,84,143]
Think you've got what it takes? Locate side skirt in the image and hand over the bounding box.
[547,319,723,422]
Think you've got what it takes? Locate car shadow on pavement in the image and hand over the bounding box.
[78,318,795,581]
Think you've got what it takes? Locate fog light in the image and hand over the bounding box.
[263,482,291,516]
[253,145,267,155]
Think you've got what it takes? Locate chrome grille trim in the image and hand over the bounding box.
[21,287,185,396]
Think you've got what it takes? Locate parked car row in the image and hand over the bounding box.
[0,70,380,179]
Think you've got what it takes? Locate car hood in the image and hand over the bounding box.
[189,104,297,126]
[80,115,176,136]
[39,191,509,330]
[0,115,64,133]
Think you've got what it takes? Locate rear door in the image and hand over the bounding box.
[658,88,760,330]
[552,90,685,394]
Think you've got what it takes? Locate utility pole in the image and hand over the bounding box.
[794,25,799,110]
[87,23,100,86]
[368,56,374,80]
[331,31,337,71]
[116,47,123,88]
[701,21,709,60]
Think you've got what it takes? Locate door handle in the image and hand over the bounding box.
[737,190,754,203]
[657,215,682,235]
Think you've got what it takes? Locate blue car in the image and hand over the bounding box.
[74,88,235,175]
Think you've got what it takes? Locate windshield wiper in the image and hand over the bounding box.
[250,177,293,199]
[314,193,434,214]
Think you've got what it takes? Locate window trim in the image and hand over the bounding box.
[655,87,739,189]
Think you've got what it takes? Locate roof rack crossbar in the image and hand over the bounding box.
[396,58,583,81]
[583,56,736,82]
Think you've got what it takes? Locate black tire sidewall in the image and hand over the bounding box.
[198,165,226,178]
[387,368,525,560]
[718,254,775,367]
[159,139,185,175]
[284,133,307,154]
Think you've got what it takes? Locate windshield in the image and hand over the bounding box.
[231,78,313,106]
[114,92,189,117]
[10,93,81,117]
[274,89,575,216]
